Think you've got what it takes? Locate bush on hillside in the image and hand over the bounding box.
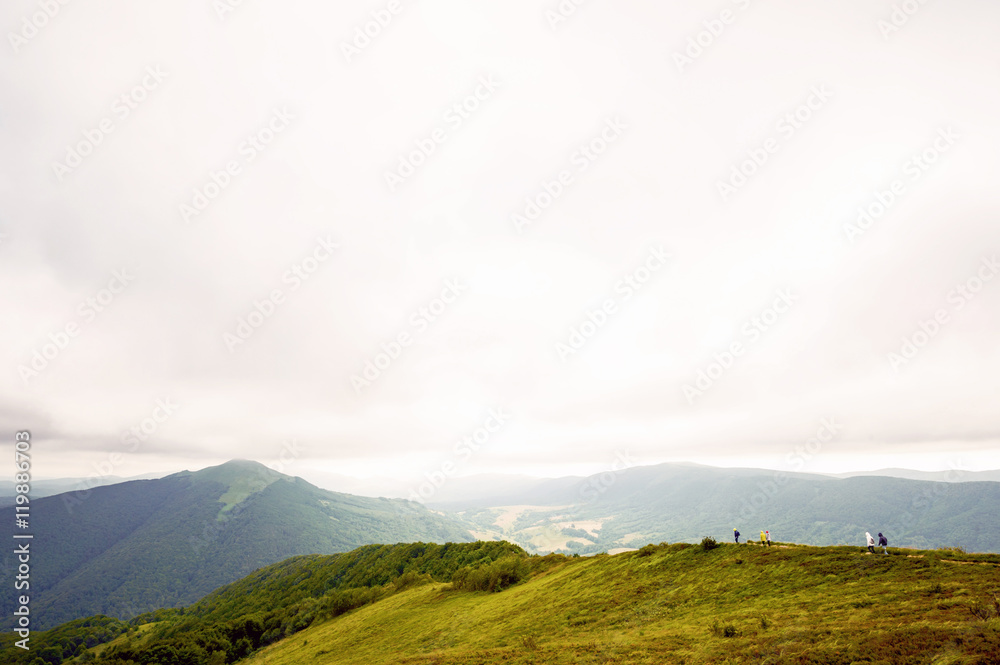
[320,587,386,621]
[700,537,720,551]
[451,555,530,592]
[531,552,570,575]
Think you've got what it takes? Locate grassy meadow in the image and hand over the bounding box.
[242,541,1000,665]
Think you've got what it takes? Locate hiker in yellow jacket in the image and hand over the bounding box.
[760,531,766,546]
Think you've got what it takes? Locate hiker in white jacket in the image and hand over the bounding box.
[866,532,875,553]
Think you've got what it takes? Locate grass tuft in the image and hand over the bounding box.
[709,620,741,638]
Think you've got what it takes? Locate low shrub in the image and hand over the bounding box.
[390,571,432,592]
[320,586,386,620]
[451,555,530,592]
[700,537,720,551]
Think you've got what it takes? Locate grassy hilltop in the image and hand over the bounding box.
[7,540,1000,664]
[241,542,1000,665]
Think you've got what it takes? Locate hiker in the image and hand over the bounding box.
[734,528,740,544]
[765,531,771,547]
[878,532,888,555]
[760,531,766,546]
[866,532,875,553]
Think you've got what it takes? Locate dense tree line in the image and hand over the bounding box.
[0,616,131,665]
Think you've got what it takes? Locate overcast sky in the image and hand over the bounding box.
[2,0,998,492]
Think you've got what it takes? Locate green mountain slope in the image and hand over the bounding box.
[186,540,525,624]
[241,544,1000,664]
[0,460,473,630]
[13,540,999,665]
[433,464,1000,554]
[0,541,526,665]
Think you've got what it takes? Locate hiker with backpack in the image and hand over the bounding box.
[866,532,875,553]
[734,528,740,544]
[878,532,888,555]
[760,530,766,546]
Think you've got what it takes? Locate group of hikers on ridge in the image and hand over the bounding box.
[732,529,770,546]
[732,529,890,554]
[867,531,889,554]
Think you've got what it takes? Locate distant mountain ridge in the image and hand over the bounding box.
[825,468,1000,482]
[301,463,1000,500]
[425,463,1000,555]
[0,472,166,507]
[0,460,473,630]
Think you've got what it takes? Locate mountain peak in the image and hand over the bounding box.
[164,459,293,506]
[182,459,284,481]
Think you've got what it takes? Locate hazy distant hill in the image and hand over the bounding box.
[826,468,1000,482]
[427,463,1000,555]
[419,473,585,509]
[0,460,473,630]
[0,473,165,507]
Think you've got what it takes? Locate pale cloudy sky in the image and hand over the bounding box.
[2,0,999,490]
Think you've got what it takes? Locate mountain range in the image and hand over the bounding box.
[0,460,472,630]
[6,458,999,632]
[426,463,1000,555]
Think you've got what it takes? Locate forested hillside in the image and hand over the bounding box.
[0,460,473,629]
[0,541,527,665]
[432,464,1000,554]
